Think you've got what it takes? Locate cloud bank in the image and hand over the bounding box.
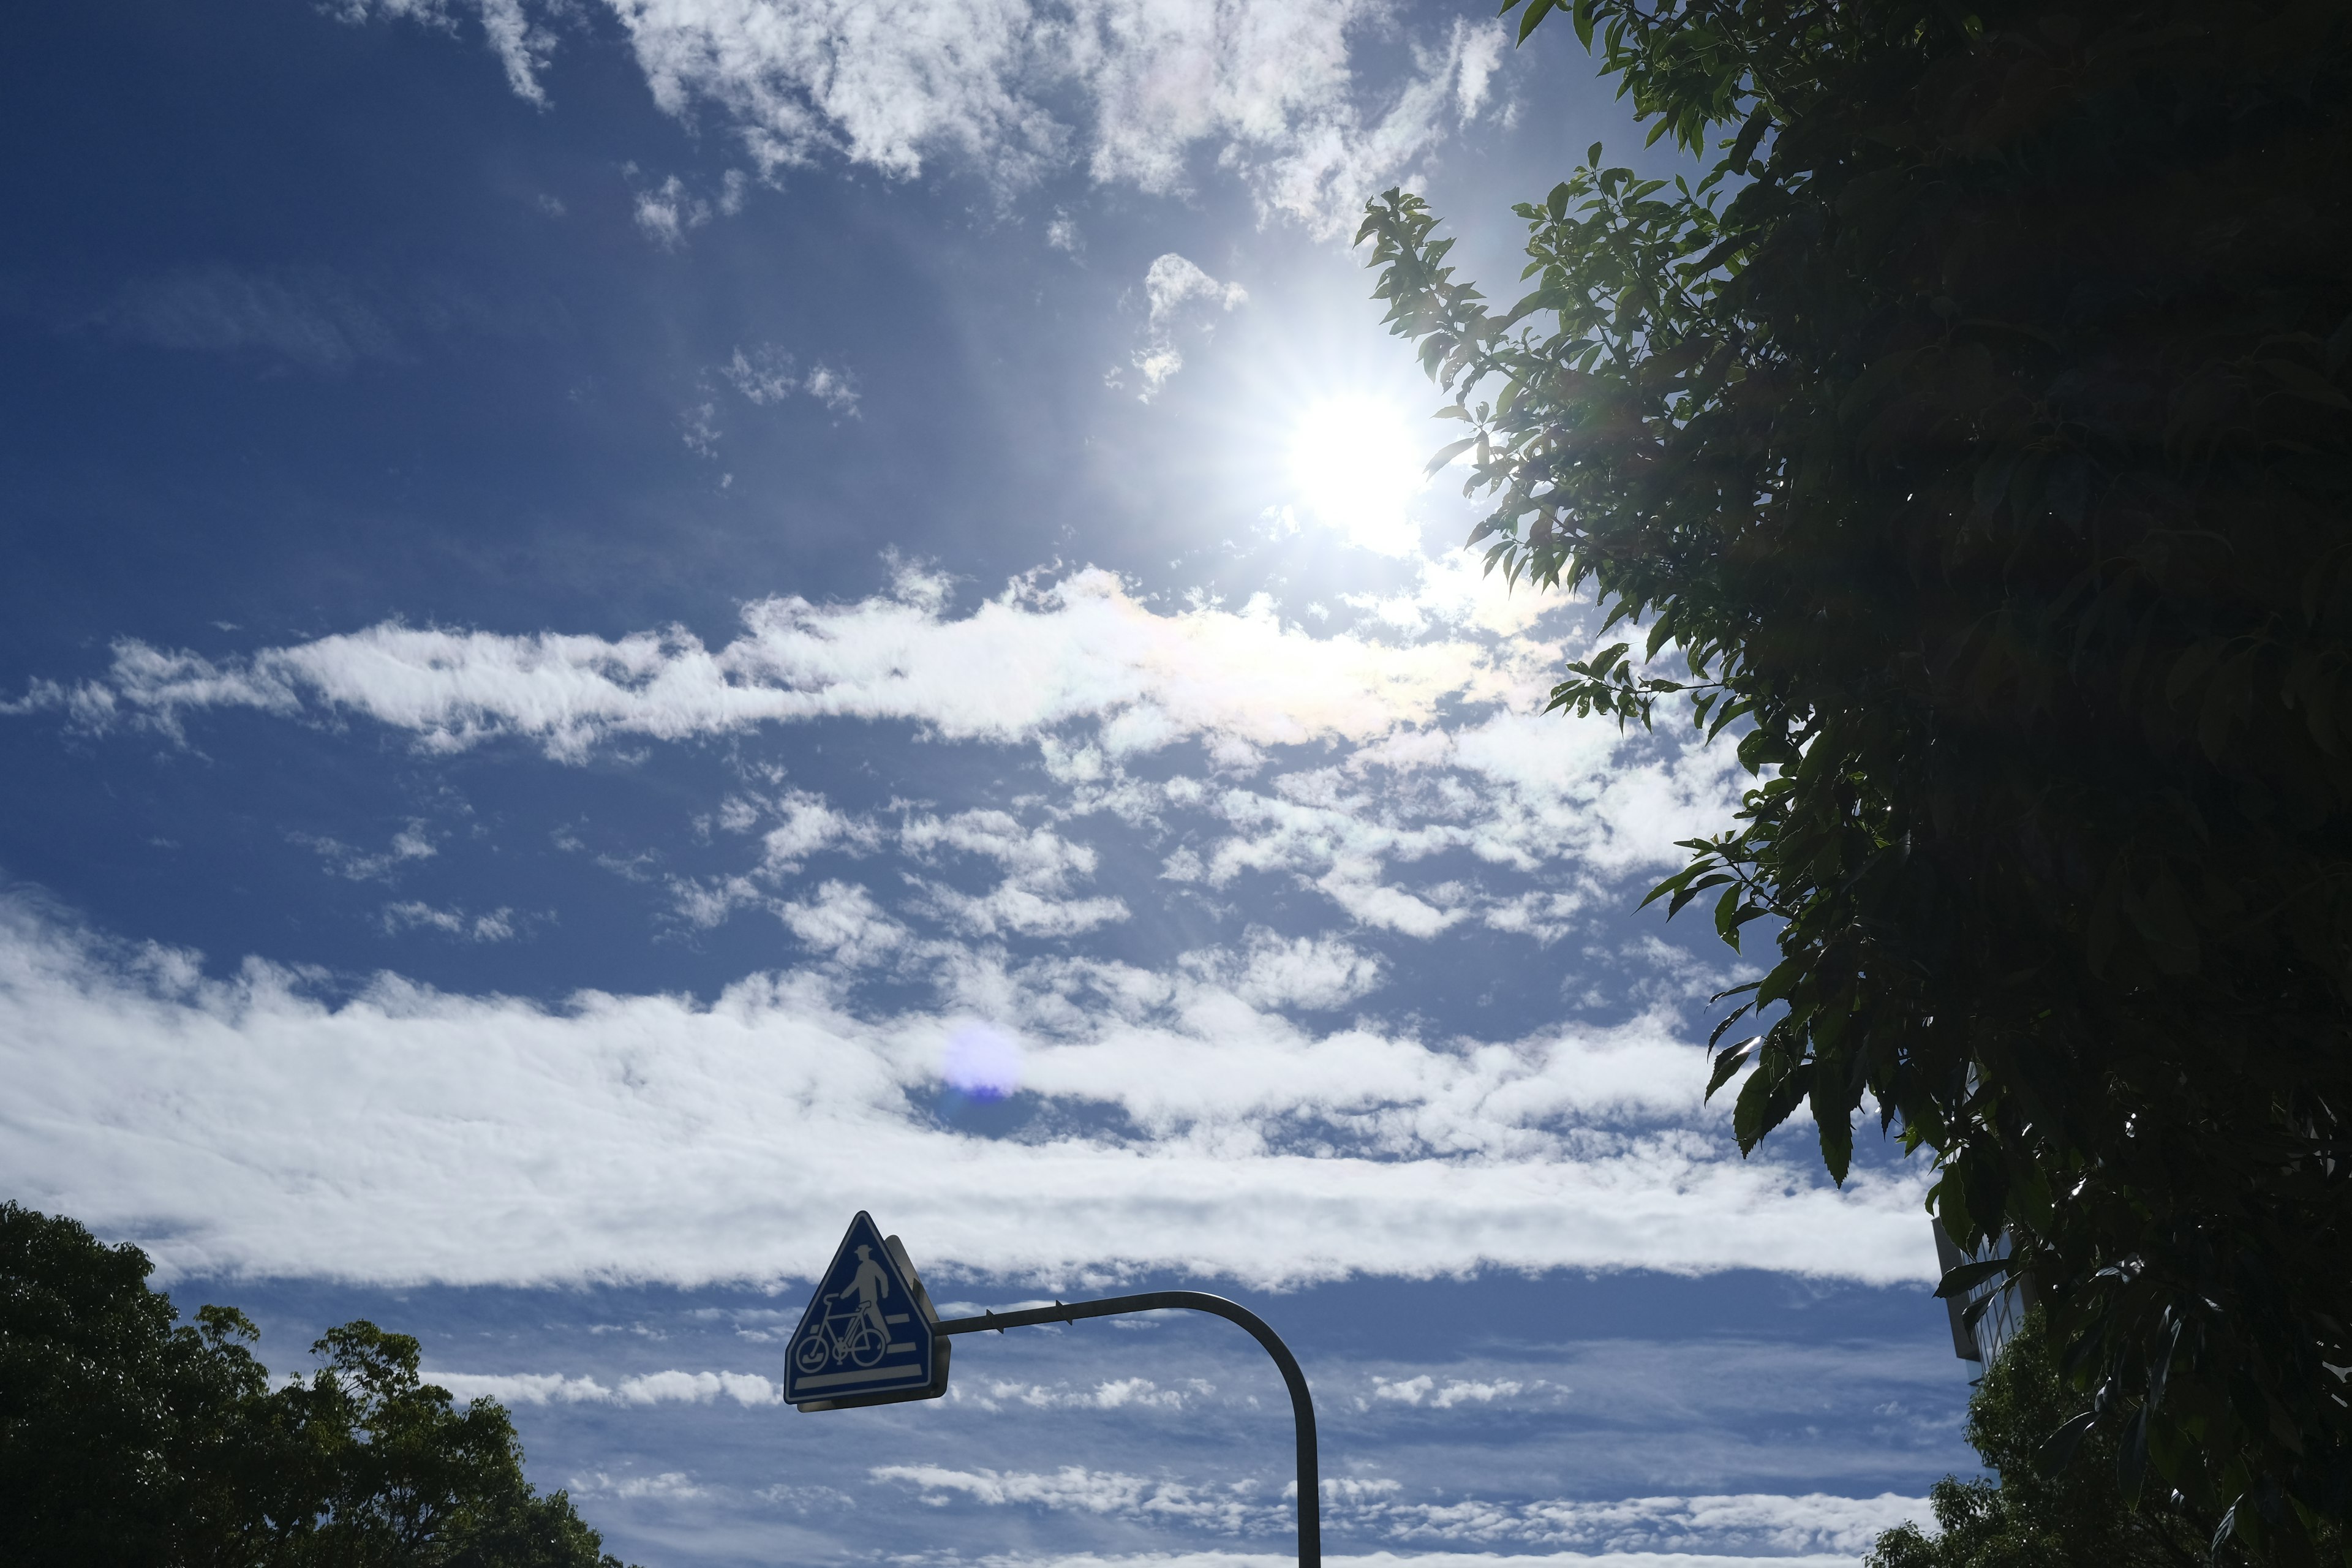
[0,889,1932,1290]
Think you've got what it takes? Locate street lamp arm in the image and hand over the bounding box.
[934,1291,1320,1568]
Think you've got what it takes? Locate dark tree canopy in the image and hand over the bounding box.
[0,1201,631,1568]
[1357,0,2350,1554]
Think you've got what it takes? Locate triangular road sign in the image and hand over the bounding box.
[783,1212,950,1411]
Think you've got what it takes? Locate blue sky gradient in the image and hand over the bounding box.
[2,2,1976,1562]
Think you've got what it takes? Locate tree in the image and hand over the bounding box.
[0,1201,632,1568]
[1868,1313,2209,1568]
[1355,0,2351,1555]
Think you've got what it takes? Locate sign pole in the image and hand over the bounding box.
[932,1291,1321,1568]
[782,1219,1320,1568]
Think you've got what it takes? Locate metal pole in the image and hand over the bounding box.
[934,1291,1320,1568]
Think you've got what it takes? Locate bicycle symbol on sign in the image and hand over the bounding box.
[794,1243,903,1374]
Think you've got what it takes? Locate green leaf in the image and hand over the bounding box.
[2037,1410,2099,1475]
[1424,435,1480,475]
[2116,1406,2150,1504]
[1732,1054,1809,1149]
[1515,0,1560,45]
[1705,1040,1756,1098]
[1727,104,1771,171]
[1713,882,1746,948]
[2264,358,2352,411]
[1670,871,1735,917]
[1934,1256,2012,1299]
[1813,1072,1853,1184]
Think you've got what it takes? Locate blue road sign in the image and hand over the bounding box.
[783,1212,949,1411]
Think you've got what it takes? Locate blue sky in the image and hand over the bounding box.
[1,2,1975,1563]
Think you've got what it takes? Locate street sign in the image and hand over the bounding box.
[783,1212,950,1411]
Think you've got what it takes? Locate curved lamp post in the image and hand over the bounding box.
[934,1292,1321,1568]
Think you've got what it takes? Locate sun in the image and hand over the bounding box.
[1286,394,1431,556]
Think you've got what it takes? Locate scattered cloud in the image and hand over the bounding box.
[291,820,438,883]
[380,901,522,941]
[722,345,861,415]
[630,168,747,246]
[903,810,1129,937]
[339,0,1512,233]
[940,1554,1869,1568]
[1125,254,1246,399]
[872,1462,1924,1558]
[875,1464,1267,1531]
[329,0,556,104]
[3,560,1750,944]
[1366,1490,1931,1557]
[565,1469,707,1500]
[1370,1373,1525,1408]
[1183,929,1382,1011]
[950,1374,1202,1412]
[778,879,912,967]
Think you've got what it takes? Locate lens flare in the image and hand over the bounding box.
[941,1023,1021,1102]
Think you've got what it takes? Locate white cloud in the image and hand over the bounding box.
[1451,18,1507,120]
[4,560,1751,945]
[567,1469,707,1499]
[904,810,1130,937]
[1183,929,1381,1011]
[758,789,880,870]
[292,820,439,882]
[875,1465,1267,1531]
[803,364,858,412]
[951,1556,1868,1568]
[1370,1491,1931,1558]
[382,901,521,941]
[870,1465,1924,1559]
[635,172,709,244]
[12,567,1542,763]
[917,880,1132,939]
[1126,254,1246,398]
[779,879,911,966]
[680,398,723,455]
[1370,1374,1523,1408]
[429,1370,617,1404]
[616,1367,783,1405]
[339,0,1508,234]
[0,889,1935,1291]
[331,0,556,103]
[952,1374,1197,1412]
[723,344,861,415]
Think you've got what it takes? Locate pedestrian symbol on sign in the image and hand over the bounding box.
[782,1212,949,1410]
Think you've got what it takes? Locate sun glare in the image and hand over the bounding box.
[1287,394,1430,556]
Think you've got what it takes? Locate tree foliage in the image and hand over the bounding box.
[1357,0,2351,1553]
[0,1201,631,1568]
[1868,1312,2213,1568]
